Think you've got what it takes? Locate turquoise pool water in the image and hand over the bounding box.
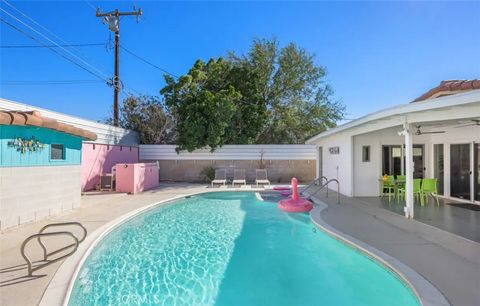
[69,192,420,306]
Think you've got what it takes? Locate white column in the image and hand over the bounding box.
[404,123,414,218]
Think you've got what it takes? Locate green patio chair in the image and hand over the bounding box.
[421,178,439,206]
[396,175,406,182]
[398,178,423,206]
[381,175,395,202]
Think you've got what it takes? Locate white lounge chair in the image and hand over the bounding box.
[255,169,270,187]
[211,169,227,187]
[232,169,246,187]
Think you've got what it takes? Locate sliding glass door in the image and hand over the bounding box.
[382,145,424,178]
[475,143,480,202]
[433,144,444,195]
[450,144,471,200]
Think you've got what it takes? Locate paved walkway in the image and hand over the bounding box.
[311,191,480,306]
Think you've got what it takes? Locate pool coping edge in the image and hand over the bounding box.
[310,200,451,306]
[40,189,450,306]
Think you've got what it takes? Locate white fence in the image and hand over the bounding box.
[139,144,317,161]
[0,98,138,146]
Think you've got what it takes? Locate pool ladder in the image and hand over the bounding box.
[301,176,328,195]
[303,177,340,204]
[20,222,87,276]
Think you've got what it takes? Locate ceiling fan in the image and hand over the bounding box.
[453,119,480,129]
[414,125,445,135]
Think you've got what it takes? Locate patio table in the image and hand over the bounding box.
[379,178,406,199]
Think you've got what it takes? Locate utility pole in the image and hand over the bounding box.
[96,7,141,126]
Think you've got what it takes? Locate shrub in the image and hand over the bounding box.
[200,165,216,182]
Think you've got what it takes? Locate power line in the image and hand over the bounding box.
[2,0,101,60]
[0,6,111,81]
[0,43,104,48]
[120,45,178,78]
[1,80,103,85]
[1,1,144,100]
[83,0,97,11]
[0,17,110,83]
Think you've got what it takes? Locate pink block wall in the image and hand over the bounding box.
[81,143,139,191]
[115,163,159,194]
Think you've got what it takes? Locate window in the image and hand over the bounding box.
[50,144,65,160]
[362,146,370,162]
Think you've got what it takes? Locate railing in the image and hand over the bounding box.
[21,222,87,276]
[308,178,340,204]
[301,176,328,196]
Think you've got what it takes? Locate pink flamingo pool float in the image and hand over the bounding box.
[272,186,292,196]
[278,177,313,213]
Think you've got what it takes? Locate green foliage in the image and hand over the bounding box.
[230,38,345,144]
[118,95,176,144]
[159,38,345,151]
[161,59,240,152]
[199,165,216,182]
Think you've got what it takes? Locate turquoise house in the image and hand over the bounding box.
[0,110,96,230]
[0,125,82,167]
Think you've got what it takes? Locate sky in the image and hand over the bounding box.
[1,1,479,123]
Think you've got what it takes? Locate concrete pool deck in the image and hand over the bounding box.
[1,183,479,305]
[311,191,480,306]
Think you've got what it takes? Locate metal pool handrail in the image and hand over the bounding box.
[21,232,79,276]
[20,222,87,276]
[301,176,328,195]
[309,178,340,204]
[37,222,87,260]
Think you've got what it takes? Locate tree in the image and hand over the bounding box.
[161,59,241,152]
[118,95,176,144]
[160,38,345,151]
[229,38,345,143]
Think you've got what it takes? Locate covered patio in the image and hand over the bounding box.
[307,86,480,224]
[359,196,479,242]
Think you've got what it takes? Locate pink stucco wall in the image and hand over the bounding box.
[81,143,139,191]
[115,163,159,194]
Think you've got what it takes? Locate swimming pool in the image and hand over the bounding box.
[68,192,420,306]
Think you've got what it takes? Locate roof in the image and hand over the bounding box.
[306,89,480,144]
[0,110,97,141]
[412,79,480,102]
[0,98,138,145]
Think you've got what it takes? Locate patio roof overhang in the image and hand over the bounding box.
[306,89,480,144]
[0,110,97,141]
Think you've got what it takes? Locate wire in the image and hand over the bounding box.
[0,18,109,83]
[0,6,111,81]
[0,43,104,48]
[83,0,97,11]
[1,80,103,85]
[1,0,112,77]
[120,45,178,78]
[1,1,144,95]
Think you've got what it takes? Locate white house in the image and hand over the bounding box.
[306,80,480,218]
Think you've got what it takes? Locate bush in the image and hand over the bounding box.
[200,165,216,183]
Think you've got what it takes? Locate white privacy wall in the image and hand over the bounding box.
[139,144,317,160]
[0,98,138,146]
[312,133,353,197]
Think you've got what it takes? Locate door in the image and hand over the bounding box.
[433,144,444,195]
[475,143,480,202]
[450,144,471,200]
[382,145,402,175]
[413,145,424,178]
[318,147,323,179]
